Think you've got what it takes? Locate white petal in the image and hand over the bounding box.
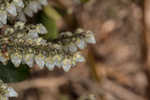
[11,53,22,67]
[35,54,45,69]
[71,61,76,67]
[7,88,18,97]
[39,0,48,5]
[45,57,55,70]
[28,30,39,38]
[0,11,7,24]
[29,1,39,13]
[34,38,47,45]
[74,52,85,63]
[76,39,86,49]
[62,59,71,72]
[7,3,17,16]
[37,24,47,34]
[13,0,24,8]
[63,65,71,72]
[35,2,42,10]
[53,55,62,68]
[68,43,77,52]
[23,54,34,68]
[24,7,33,17]
[85,32,96,44]
[0,52,8,65]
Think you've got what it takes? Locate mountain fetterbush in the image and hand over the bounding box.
[0,0,96,99]
[0,0,96,72]
[0,22,96,72]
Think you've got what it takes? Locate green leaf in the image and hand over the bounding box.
[0,62,30,83]
[80,0,90,3]
[40,13,58,40]
[43,5,62,21]
[38,5,63,40]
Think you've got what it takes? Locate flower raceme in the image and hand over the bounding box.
[0,22,96,72]
[0,0,96,72]
[0,1,96,99]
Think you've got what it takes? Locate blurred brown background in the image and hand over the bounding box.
[10,0,150,100]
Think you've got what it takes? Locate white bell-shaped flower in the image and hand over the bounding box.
[74,52,85,63]
[45,56,55,70]
[0,52,8,65]
[39,0,48,5]
[0,11,7,25]
[29,1,40,13]
[24,6,33,17]
[28,29,39,38]
[7,3,17,16]
[85,32,96,44]
[37,24,48,34]
[10,53,22,67]
[62,58,72,72]
[35,54,45,69]
[6,88,18,97]
[23,54,34,68]
[68,43,77,53]
[53,55,63,68]
[13,0,24,8]
[76,39,86,49]
[0,80,18,100]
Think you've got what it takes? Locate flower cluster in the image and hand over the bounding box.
[0,80,18,100]
[0,0,96,72]
[0,0,48,27]
[24,0,48,17]
[0,22,96,72]
[0,1,96,99]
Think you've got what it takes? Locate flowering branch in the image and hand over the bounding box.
[0,0,96,99]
